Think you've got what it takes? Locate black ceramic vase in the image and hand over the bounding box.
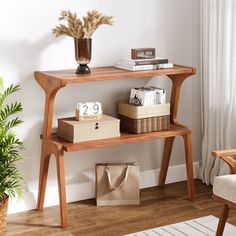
[74,38,92,74]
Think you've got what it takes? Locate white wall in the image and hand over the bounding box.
[0,0,201,213]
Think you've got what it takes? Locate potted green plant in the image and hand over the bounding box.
[52,10,114,74]
[0,78,24,232]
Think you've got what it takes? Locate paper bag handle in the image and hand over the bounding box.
[105,165,130,190]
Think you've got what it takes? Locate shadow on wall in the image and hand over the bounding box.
[0,34,57,79]
[0,34,60,208]
[0,34,166,211]
[0,33,59,119]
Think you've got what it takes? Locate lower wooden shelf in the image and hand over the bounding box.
[48,124,191,152]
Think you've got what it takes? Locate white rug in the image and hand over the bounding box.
[125,215,236,236]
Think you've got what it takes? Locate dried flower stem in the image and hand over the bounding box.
[52,10,113,39]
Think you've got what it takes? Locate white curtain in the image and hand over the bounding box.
[200,0,236,185]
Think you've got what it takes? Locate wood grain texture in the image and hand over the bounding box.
[55,152,68,229]
[212,150,236,174]
[5,180,236,236]
[168,74,191,124]
[48,124,191,152]
[216,204,229,236]
[34,65,196,86]
[213,195,236,210]
[219,156,236,174]
[183,133,195,200]
[34,65,196,228]
[37,149,50,211]
[212,149,236,157]
[158,137,175,187]
[50,142,68,229]
[34,65,196,138]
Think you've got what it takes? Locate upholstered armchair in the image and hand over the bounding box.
[212,149,236,236]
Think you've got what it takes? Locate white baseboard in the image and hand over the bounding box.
[8,162,199,214]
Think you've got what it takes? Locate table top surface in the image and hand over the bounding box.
[34,65,196,85]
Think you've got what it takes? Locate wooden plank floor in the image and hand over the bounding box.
[5,180,236,236]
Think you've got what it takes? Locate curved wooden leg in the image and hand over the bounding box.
[55,149,68,228]
[37,143,51,211]
[216,204,229,236]
[182,133,195,200]
[38,141,68,228]
[159,137,175,187]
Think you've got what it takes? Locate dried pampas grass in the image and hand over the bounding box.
[53,10,113,39]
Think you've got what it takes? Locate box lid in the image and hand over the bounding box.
[58,114,120,127]
[118,101,170,119]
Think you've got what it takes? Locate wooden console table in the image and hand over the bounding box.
[34,65,196,228]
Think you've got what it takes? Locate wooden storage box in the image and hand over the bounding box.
[119,114,170,134]
[118,101,170,134]
[118,101,170,119]
[58,115,120,143]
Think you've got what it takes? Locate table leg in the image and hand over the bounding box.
[159,137,175,187]
[55,150,68,228]
[216,204,229,236]
[37,145,51,210]
[183,133,195,200]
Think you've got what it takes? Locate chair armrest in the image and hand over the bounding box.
[212,149,236,157]
[212,149,236,174]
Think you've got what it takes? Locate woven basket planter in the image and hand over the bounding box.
[0,194,9,233]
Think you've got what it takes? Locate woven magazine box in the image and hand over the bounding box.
[118,101,170,134]
[58,114,120,143]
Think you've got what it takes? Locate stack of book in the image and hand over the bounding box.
[129,86,166,106]
[115,48,173,71]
